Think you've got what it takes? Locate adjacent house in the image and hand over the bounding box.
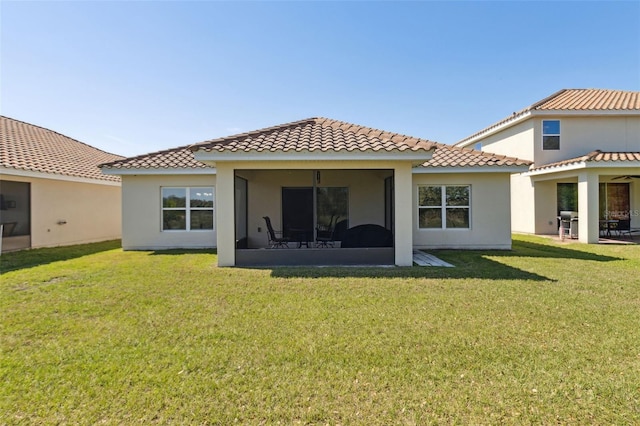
[100,117,529,266]
[455,89,640,243]
[0,116,123,252]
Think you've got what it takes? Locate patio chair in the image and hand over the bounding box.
[263,216,290,248]
[316,216,338,248]
[616,219,633,238]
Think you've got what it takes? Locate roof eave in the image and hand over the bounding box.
[192,148,435,165]
[455,111,533,148]
[414,165,531,174]
[2,166,121,186]
[526,160,640,177]
[100,167,216,176]
[457,109,640,148]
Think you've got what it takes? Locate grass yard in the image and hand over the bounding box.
[1,235,639,424]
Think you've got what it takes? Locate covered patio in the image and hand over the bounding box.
[526,152,640,243]
[231,168,396,266]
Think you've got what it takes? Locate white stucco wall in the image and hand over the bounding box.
[120,174,216,250]
[1,173,121,249]
[533,116,640,167]
[411,173,513,249]
[510,173,536,234]
[471,120,536,161]
[533,179,561,235]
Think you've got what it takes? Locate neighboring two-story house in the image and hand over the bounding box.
[455,89,640,243]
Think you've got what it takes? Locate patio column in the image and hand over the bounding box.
[578,171,599,243]
[394,163,413,266]
[216,163,236,266]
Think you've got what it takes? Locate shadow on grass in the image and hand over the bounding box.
[493,239,622,261]
[0,240,122,273]
[268,240,622,281]
[267,254,551,281]
[149,249,218,256]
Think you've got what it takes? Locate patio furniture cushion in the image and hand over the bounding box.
[340,224,393,248]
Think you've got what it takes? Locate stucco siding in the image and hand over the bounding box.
[533,116,640,167]
[533,180,560,235]
[510,173,536,234]
[1,174,121,248]
[412,173,513,249]
[121,174,216,250]
[473,120,535,161]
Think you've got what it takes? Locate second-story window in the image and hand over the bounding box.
[542,120,560,150]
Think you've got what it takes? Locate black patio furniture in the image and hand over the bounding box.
[263,216,290,248]
[340,224,393,248]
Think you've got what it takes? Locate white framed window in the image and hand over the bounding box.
[418,185,470,229]
[161,187,214,231]
[542,120,560,150]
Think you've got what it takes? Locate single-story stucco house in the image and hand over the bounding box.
[0,115,123,252]
[100,117,530,266]
[454,89,640,243]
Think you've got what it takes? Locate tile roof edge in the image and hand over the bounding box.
[99,143,205,168]
[529,149,640,171]
[455,88,640,146]
[188,118,320,152]
[1,115,125,160]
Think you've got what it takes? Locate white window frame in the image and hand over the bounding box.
[161,187,215,232]
[418,185,471,230]
[542,119,561,150]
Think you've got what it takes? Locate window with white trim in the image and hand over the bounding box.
[162,187,214,231]
[542,120,560,150]
[418,185,470,229]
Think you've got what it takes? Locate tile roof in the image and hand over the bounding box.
[531,150,640,172]
[1,116,123,182]
[458,89,640,145]
[535,89,640,111]
[99,144,213,170]
[101,117,530,171]
[422,144,531,168]
[190,117,437,153]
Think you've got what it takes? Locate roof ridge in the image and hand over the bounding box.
[529,89,569,111]
[188,118,319,151]
[314,116,437,148]
[0,115,124,159]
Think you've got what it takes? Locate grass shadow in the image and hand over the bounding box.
[268,239,622,280]
[0,240,122,273]
[149,248,218,256]
[485,239,623,261]
[268,254,551,281]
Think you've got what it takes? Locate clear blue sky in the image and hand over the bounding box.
[1,1,639,157]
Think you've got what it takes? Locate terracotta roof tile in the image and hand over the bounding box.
[190,117,436,154]
[102,117,530,171]
[458,89,640,145]
[536,89,640,110]
[420,144,531,168]
[531,150,640,172]
[100,145,212,170]
[1,116,123,182]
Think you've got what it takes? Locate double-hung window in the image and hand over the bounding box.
[418,185,470,229]
[542,120,560,150]
[162,187,214,231]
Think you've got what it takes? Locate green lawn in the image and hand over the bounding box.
[1,235,639,424]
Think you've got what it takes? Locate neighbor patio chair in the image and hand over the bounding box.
[616,219,633,239]
[263,216,290,248]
